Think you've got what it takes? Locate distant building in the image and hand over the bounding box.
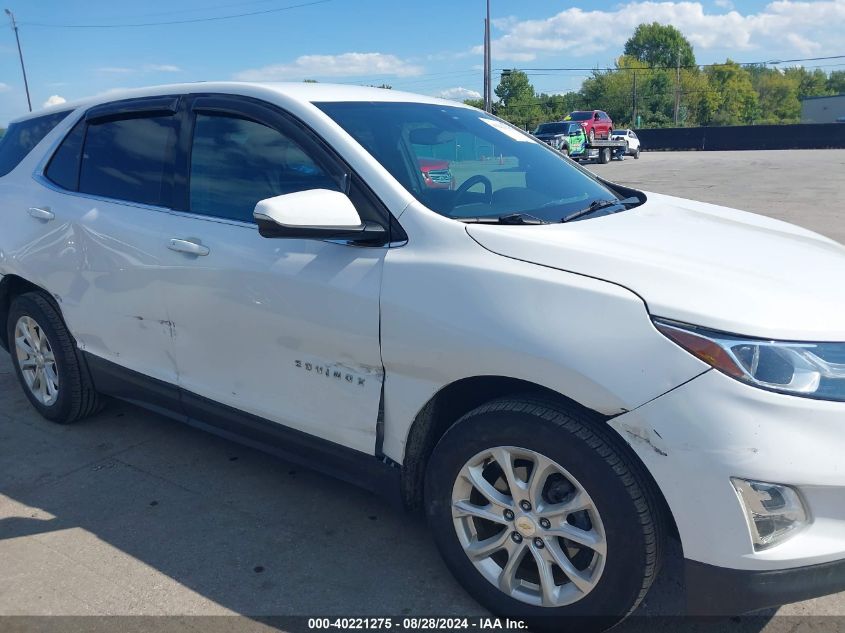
[800,94,845,123]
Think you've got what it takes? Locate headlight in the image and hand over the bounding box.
[653,318,845,401]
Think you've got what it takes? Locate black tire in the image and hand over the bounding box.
[7,292,102,424]
[598,147,611,164]
[634,147,641,159]
[425,397,663,632]
[561,145,570,157]
[588,128,595,143]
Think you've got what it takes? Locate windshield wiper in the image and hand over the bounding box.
[458,213,547,225]
[561,196,640,223]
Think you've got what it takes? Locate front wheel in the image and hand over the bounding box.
[588,128,595,143]
[425,398,664,632]
[634,147,641,159]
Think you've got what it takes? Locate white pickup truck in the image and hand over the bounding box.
[1,82,844,631]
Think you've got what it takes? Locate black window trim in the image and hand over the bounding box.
[37,96,182,212]
[35,92,407,243]
[85,95,180,124]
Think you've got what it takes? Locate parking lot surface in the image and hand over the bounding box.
[1,150,844,630]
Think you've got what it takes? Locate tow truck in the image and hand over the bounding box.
[533,120,626,164]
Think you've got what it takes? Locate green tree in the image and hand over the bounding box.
[754,69,800,123]
[536,91,583,122]
[624,23,696,69]
[827,70,845,94]
[705,60,759,125]
[494,70,543,129]
[463,98,484,109]
[783,66,831,99]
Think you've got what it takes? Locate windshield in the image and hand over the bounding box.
[317,102,618,221]
[534,123,569,135]
[567,111,593,121]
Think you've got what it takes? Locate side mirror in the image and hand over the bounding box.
[253,189,386,243]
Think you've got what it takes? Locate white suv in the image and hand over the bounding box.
[1,83,844,630]
[610,128,641,158]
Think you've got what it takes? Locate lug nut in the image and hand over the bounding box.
[539,518,551,529]
[533,537,544,549]
[520,500,532,512]
[511,532,523,544]
[504,509,515,521]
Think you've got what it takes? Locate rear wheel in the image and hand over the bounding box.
[588,128,595,143]
[598,147,611,164]
[7,292,101,424]
[426,398,664,632]
[634,147,641,159]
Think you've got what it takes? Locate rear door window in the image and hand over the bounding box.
[45,118,85,191]
[0,110,70,177]
[79,114,176,206]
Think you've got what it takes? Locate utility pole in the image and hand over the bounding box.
[673,48,681,126]
[483,0,492,113]
[632,71,638,128]
[483,18,488,110]
[5,9,32,112]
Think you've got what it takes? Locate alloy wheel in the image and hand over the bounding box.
[14,315,60,406]
[451,446,606,608]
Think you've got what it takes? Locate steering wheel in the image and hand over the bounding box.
[449,175,493,213]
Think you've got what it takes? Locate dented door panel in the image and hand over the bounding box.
[160,216,385,453]
[6,181,183,385]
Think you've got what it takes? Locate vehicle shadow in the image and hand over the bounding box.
[0,356,774,631]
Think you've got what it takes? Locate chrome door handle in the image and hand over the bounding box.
[28,207,55,221]
[168,238,210,256]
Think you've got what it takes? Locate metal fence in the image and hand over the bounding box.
[634,123,845,151]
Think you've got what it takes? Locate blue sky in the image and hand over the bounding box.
[1,0,843,123]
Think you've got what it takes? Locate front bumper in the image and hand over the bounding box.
[608,366,845,610]
[686,557,845,614]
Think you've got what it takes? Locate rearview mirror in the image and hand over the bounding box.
[253,189,386,243]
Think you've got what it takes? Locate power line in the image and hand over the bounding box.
[495,54,845,73]
[22,0,331,28]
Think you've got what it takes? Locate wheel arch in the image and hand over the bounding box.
[0,275,56,351]
[399,374,679,540]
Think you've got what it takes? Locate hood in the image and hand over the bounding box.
[467,192,845,341]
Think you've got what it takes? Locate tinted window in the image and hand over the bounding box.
[0,111,70,177]
[568,111,592,121]
[45,118,85,191]
[534,123,568,135]
[79,115,175,206]
[189,113,338,222]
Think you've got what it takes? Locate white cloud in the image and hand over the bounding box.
[714,0,734,8]
[437,87,482,101]
[0,82,10,93]
[43,95,66,108]
[96,64,181,74]
[476,1,845,61]
[96,67,134,74]
[234,52,424,81]
[144,64,181,72]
